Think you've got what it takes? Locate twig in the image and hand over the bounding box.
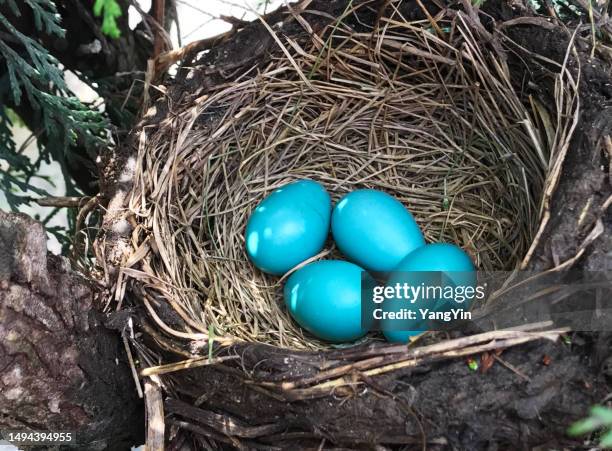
[69,194,101,262]
[605,136,612,185]
[144,376,165,451]
[35,196,89,208]
[280,329,566,391]
[122,331,144,398]
[415,0,444,36]
[283,331,566,399]
[493,354,531,381]
[153,31,234,77]
[499,17,556,30]
[166,398,286,438]
[140,355,240,377]
[152,0,167,57]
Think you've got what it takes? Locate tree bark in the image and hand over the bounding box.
[0,210,143,450]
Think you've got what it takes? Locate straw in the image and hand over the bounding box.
[122,9,577,350]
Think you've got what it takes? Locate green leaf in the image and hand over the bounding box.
[24,0,65,37]
[4,107,24,127]
[600,430,612,448]
[568,417,600,436]
[0,2,110,215]
[1,0,21,16]
[93,0,122,39]
[592,406,612,424]
[568,405,612,450]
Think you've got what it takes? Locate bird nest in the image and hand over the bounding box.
[117,5,577,351]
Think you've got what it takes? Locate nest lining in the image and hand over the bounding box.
[127,10,576,350]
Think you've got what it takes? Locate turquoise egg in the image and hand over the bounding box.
[382,326,424,344]
[245,180,331,275]
[284,260,372,342]
[381,243,476,343]
[331,190,425,273]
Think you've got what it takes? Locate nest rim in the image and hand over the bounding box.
[106,5,580,352]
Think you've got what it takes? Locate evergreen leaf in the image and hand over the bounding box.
[0,1,110,214]
[24,0,65,37]
[93,0,122,39]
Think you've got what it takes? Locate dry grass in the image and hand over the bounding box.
[122,4,578,350]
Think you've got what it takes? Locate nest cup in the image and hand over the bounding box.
[127,11,576,350]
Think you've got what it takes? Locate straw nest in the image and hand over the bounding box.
[125,6,577,350]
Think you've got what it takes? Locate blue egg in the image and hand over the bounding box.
[381,243,476,343]
[245,180,331,275]
[390,243,476,285]
[331,190,425,273]
[284,260,373,342]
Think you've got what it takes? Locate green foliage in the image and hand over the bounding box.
[4,106,23,126]
[0,0,113,254]
[0,106,47,208]
[0,0,109,211]
[0,109,29,207]
[93,0,122,39]
[0,108,16,157]
[24,0,65,36]
[0,106,74,248]
[569,406,612,448]
[0,4,107,146]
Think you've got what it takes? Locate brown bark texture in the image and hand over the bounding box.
[0,210,143,450]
